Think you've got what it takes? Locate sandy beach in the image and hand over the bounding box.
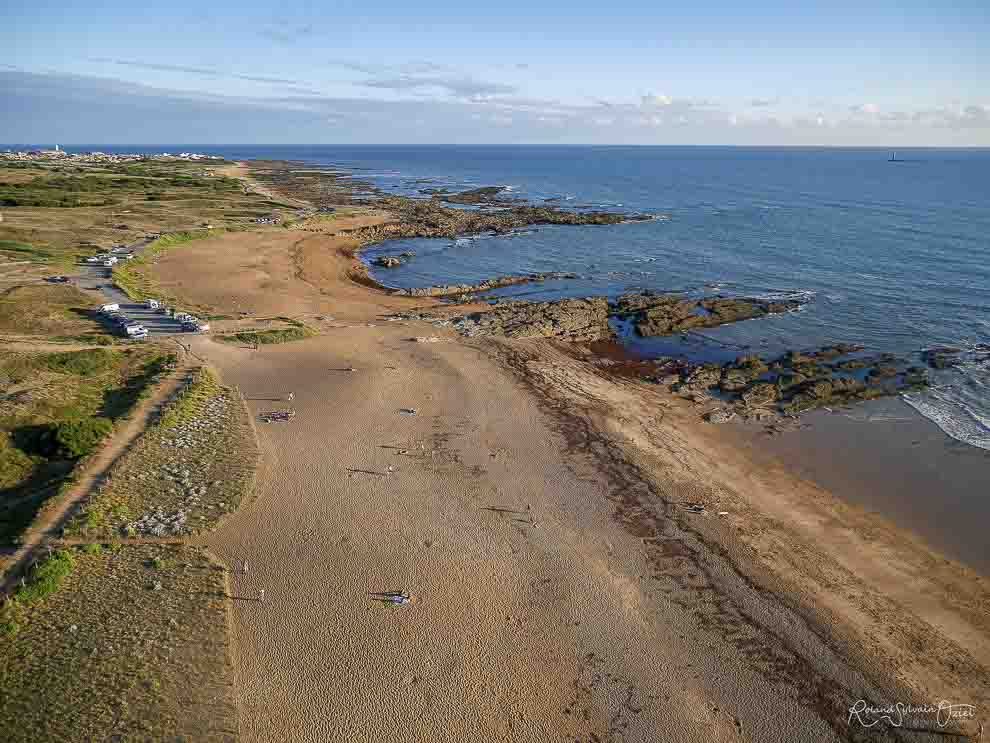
[140,195,990,741]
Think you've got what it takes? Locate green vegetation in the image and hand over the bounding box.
[52,417,113,458]
[217,319,316,346]
[41,347,118,376]
[0,284,110,338]
[65,366,257,540]
[12,549,75,604]
[0,347,176,546]
[159,366,221,429]
[0,158,273,268]
[0,545,238,742]
[0,172,241,209]
[0,239,52,260]
[0,433,36,488]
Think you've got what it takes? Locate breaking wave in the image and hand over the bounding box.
[902,355,990,450]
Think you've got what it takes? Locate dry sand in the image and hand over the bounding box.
[150,218,990,741]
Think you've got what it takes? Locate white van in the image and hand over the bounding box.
[145,299,160,310]
[99,303,120,314]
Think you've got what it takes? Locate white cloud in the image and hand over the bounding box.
[641,93,673,107]
[850,102,880,115]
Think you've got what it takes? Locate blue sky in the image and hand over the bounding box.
[2,0,989,145]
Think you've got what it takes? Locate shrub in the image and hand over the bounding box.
[53,417,113,458]
[0,433,37,488]
[15,549,75,603]
[41,348,117,376]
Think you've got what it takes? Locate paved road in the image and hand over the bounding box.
[75,237,191,338]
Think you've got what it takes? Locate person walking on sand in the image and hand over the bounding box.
[287,391,294,402]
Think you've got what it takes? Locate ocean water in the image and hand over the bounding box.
[31,144,990,449]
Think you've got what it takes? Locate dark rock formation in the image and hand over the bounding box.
[451,297,612,342]
[612,291,803,337]
[922,347,962,369]
[394,272,576,298]
[347,196,650,244]
[662,344,932,417]
[374,255,403,268]
[720,354,770,392]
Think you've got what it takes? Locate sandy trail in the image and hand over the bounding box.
[154,221,989,741]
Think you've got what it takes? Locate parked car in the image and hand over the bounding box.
[46,276,70,283]
[145,299,160,310]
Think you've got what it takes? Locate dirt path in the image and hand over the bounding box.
[0,359,193,592]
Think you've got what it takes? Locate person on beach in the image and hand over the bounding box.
[287,391,294,402]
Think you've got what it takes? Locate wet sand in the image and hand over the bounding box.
[733,397,990,574]
[150,205,990,740]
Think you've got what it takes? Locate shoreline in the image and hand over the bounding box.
[237,157,990,575]
[137,158,990,740]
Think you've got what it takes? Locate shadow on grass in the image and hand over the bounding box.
[0,460,74,545]
[98,352,175,420]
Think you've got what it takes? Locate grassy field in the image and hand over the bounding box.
[216,325,316,345]
[0,158,293,270]
[216,317,317,346]
[65,367,257,540]
[0,543,237,742]
[0,346,177,547]
[0,283,112,340]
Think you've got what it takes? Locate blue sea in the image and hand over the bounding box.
[27,144,990,449]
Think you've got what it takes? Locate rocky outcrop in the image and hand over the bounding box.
[437,186,519,206]
[922,346,962,369]
[374,255,403,268]
[657,344,932,417]
[719,354,769,392]
[612,291,803,337]
[394,272,577,298]
[451,297,612,342]
[347,196,651,244]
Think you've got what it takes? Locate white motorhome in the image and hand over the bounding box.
[145,299,160,310]
[99,303,120,314]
